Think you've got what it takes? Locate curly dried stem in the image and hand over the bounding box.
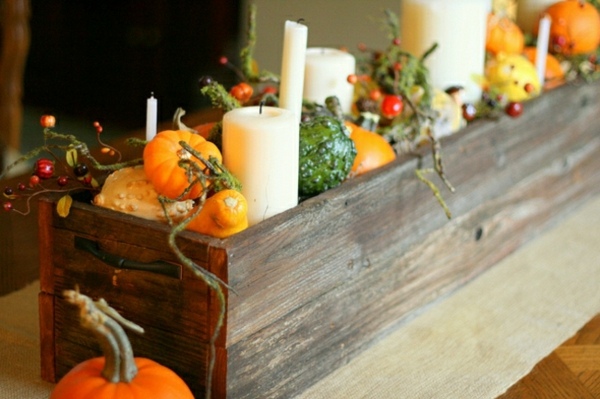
[63,289,144,383]
[415,168,452,219]
[160,199,229,399]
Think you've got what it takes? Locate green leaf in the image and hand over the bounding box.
[56,195,73,218]
[66,148,78,167]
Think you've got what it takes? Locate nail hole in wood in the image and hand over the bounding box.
[475,227,484,241]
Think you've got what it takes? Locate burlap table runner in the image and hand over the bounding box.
[297,195,600,398]
[2,195,600,398]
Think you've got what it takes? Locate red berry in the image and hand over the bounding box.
[262,86,277,95]
[17,183,26,191]
[229,82,253,103]
[369,89,382,101]
[462,103,477,122]
[381,95,404,118]
[29,175,40,187]
[219,56,228,65]
[34,158,54,179]
[347,74,358,84]
[505,101,524,118]
[3,187,13,196]
[81,175,93,185]
[40,115,56,128]
[3,201,13,212]
[57,176,69,186]
[392,37,401,46]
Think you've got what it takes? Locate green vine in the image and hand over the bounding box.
[353,9,454,218]
[240,3,279,83]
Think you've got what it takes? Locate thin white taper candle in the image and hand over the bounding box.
[279,20,308,123]
[146,93,158,141]
[535,15,551,87]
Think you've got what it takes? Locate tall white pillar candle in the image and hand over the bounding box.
[516,0,556,34]
[223,106,298,226]
[279,20,308,122]
[535,14,551,86]
[400,0,491,104]
[303,47,356,114]
[146,93,158,141]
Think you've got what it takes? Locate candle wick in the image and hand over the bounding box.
[259,101,264,114]
[297,18,305,25]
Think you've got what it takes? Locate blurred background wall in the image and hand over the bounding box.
[21,1,399,133]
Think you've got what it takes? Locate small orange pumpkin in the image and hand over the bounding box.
[50,356,194,399]
[51,289,194,399]
[143,130,222,200]
[187,189,248,238]
[522,46,566,85]
[539,0,600,55]
[486,12,525,55]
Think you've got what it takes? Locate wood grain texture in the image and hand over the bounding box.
[39,80,600,398]
[0,172,39,296]
[499,314,600,398]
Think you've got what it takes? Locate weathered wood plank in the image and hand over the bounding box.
[224,115,600,398]
[222,80,600,349]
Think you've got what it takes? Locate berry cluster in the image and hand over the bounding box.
[2,116,116,215]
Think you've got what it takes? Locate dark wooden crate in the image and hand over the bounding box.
[40,80,600,398]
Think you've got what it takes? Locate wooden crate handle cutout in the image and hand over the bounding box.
[74,236,181,279]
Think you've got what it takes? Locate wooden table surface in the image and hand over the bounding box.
[499,314,600,398]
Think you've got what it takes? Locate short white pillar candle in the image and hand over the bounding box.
[303,47,356,114]
[400,0,491,104]
[222,106,298,226]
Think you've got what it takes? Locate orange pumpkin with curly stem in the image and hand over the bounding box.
[143,130,222,200]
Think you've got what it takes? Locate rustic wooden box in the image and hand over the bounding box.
[39,80,600,398]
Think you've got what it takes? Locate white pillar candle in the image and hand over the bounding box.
[223,106,298,226]
[516,0,556,34]
[278,20,308,123]
[146,93,158,141]
[400,0,491,104]
[303,47,356,114]
[535,14,551,87]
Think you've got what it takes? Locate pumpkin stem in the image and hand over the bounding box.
[173,107,198,134]
[63,289,144,384]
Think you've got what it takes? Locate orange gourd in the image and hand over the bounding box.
[187,189,248,238]
[486,13,525,55]
[193,121,217,140]
[51,289,194,399]
[539,0,600,55]
[143,129,222,200]
[50,357,194,399]
[522,46,566,85]
[345,122,396,177]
